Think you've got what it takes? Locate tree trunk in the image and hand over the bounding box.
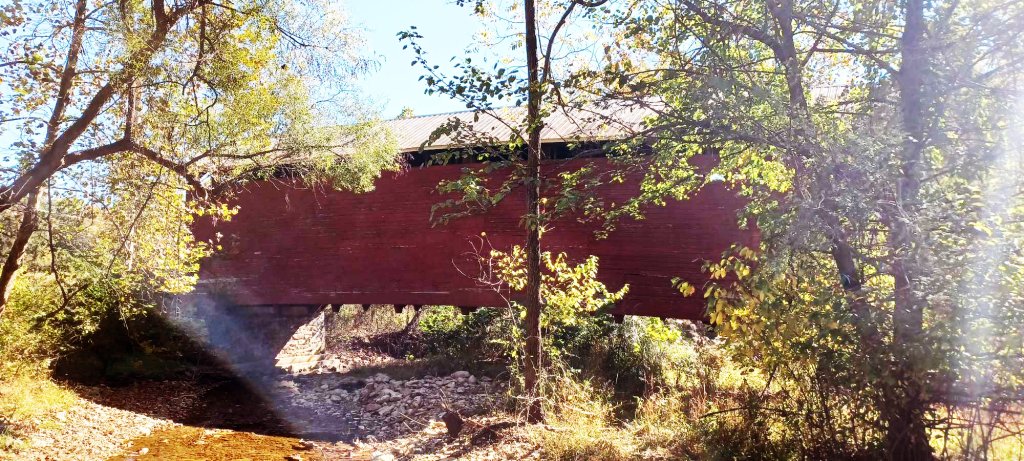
[402,307,425,335]
[522,0,544,424]
[884,0,932,458]
[0,0,88,316]
[0,191,40,315]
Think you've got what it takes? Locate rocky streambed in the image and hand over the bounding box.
[7,358,530,461]
[276,370,499,440]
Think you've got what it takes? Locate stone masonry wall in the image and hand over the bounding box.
[275,309,328,372]
[169,296,327,373]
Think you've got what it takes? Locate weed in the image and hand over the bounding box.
[0,374,75,428]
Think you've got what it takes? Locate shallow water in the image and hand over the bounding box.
[104,375,362,460]
[107,425,324,461]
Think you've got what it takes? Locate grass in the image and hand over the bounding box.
[0,374,76,426]
[512,329,784,461]
[521,375,637,461]
[0,372,77,454]
[0,372,76,454]
[523,379,734,461]
[0,425,21,455]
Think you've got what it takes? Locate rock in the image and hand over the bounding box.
[451,371,471,379]
[371,451,396,461]
[441,411,464,437]
[337,377,363,389]
[286,455,304,461]
[30,435,55,447]
[365,403,382,412]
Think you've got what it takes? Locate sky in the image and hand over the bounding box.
[346,1,494,119]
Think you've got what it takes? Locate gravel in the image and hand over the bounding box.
[5,351,534,460]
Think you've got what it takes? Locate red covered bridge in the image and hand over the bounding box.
[189,109,755,323]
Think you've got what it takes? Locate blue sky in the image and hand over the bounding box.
[347,1,491,119]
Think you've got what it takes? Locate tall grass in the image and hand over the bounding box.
[519,317,802,460]
[0,373,76,453]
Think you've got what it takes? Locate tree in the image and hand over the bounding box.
[402,0,618,422]
[522,0,545,423]
[568,0,1024,458]
[0,0,397,314]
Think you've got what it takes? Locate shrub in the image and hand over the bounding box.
[327,304,413,341]
[1,268,210,383]
[417,306,509,361]
[525,328,814,460]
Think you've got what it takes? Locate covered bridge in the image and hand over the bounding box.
[185,107,755,364]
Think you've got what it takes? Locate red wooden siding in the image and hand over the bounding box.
[191,157,756,320]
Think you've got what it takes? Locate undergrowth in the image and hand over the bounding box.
[525,318,797,461]
[0,372,76,454]
[399,298,823,459]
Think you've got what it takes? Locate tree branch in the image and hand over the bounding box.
[129,142,207,195]
[678,0,784,56]
[0,0,201,214]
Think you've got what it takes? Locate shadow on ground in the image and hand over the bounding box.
[60,305,508,451]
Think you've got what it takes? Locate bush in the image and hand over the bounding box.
[523,326,815,460]
[1,269,212,383]
[326,304,413,341]
[407,246,838,457]
[417,306,509,361]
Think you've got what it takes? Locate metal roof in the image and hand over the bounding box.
[384,104,653,153]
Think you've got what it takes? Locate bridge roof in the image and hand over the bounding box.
[383,103,654,153]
